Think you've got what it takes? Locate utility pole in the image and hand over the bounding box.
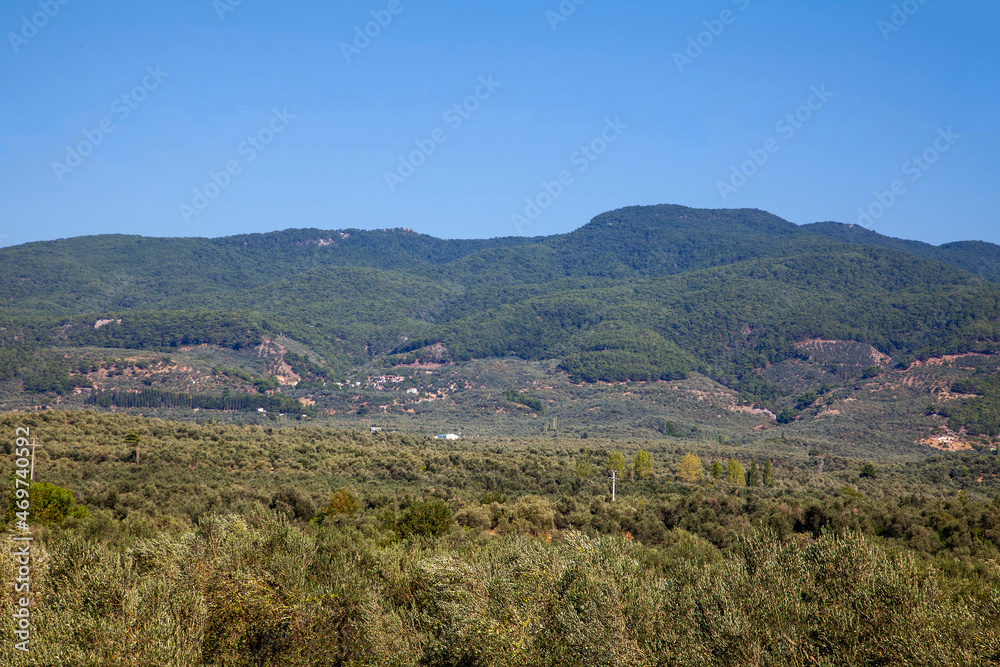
[610,470,616,501]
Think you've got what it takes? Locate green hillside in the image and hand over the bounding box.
[2,204,999,449]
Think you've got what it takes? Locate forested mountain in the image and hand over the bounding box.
[2,204,999,412]
[801,220,1000,282]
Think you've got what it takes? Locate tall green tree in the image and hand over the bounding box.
[710,460,723,480]
[124,430,143,465]
[726,458,745,486]
[746,460,759,487]
[633,450,653,480]
[608,450,626,476]
[677,452,703,483]
[763,458,773,486]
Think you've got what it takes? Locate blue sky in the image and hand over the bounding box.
[1,0,997,248]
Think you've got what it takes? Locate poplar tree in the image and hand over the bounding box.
[726,458,745,486]
[633,450,653,480]
[677,452,703,483]
[608,450,627,475]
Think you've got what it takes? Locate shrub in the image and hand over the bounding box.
[455,504,491,530]
[6,482,86,526]
[513,495,555,535]
[398,500,453,538]
[322,489,361,516]
[270,485,315,521]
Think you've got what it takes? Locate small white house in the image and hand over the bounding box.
[435,433,460,440]
[406,388,419,394]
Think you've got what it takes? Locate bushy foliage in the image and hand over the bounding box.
[1,411,1000,662]
[502,389,544,412]
[322,488,361,516]
[1,511,996,666]
[397,500,453,538]
[270,485,315,521]
[6,481,87,525]
[559,323,695,383]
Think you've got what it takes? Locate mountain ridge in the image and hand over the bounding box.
[2,203,999,419]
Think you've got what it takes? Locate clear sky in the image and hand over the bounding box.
[1,0,997,248]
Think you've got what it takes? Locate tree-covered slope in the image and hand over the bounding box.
[0,228,533,316]
[800,221,1000,282]
[396,245,1000,402]
[1,204,999,407]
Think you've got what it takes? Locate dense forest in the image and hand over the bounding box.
[85,388,314,417]
[3,205,1000,409]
